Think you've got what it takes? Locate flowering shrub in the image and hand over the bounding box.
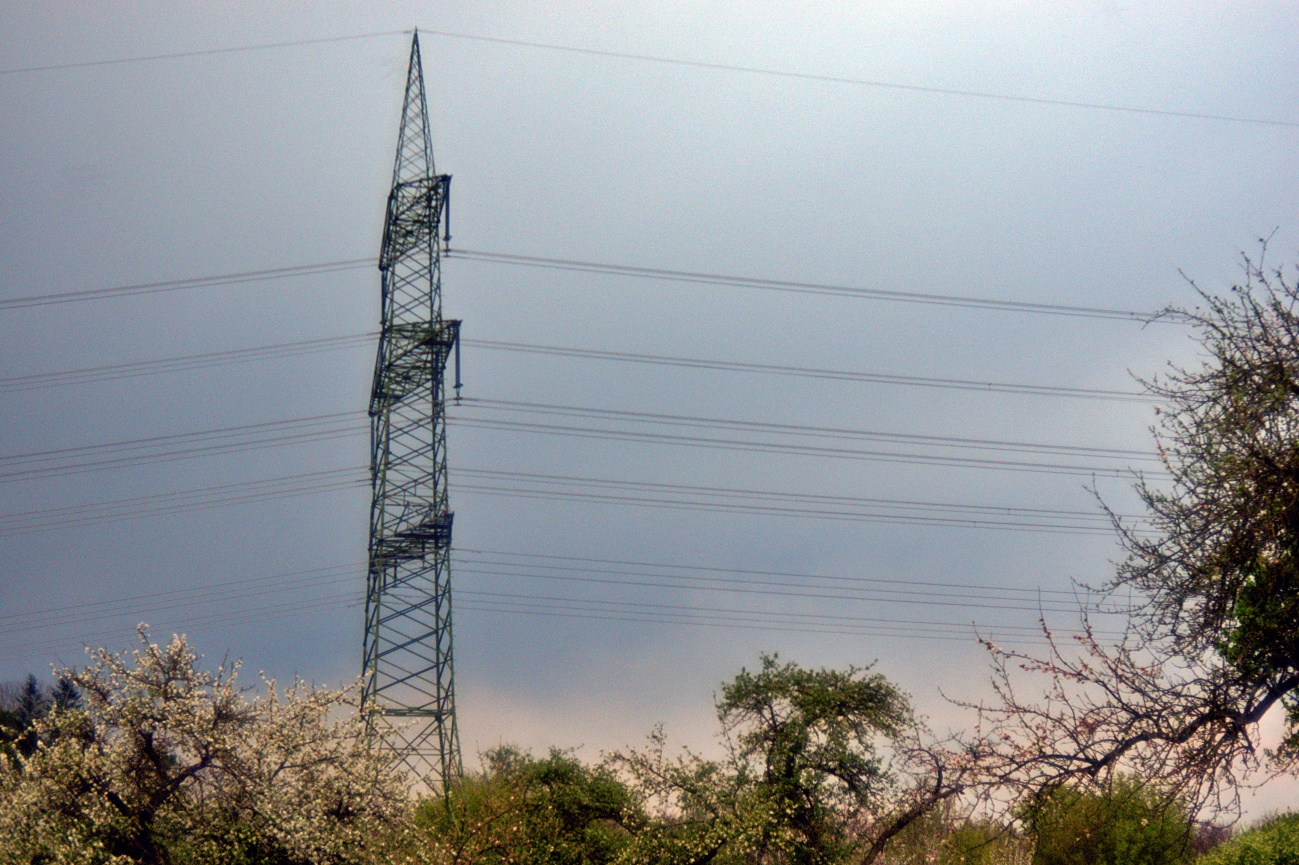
[0,626,411,865]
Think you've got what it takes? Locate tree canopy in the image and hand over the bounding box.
[615,654,978,865]
[971,248,1299,816]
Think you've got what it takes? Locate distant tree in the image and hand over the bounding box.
[0,673,51,759]
[51,673,82,711]
[13,674,48,726]
[614,655,985,865]
[414,745,640,864]
[968,245,1299,816]
[0,626,411,865]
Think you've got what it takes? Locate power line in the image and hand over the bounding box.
[0,564,364,636]
[0,413,363,483]
[0,406,1135,524]
[0,30,407,76]
[0,399,1153,487]
[452,469,1135,536]
[463,399,1156,460]
[0,452,1140,539]
[455,567,1090,616]
[460,469,1124,523]
[0,332,1153,403]
[0,259,372,311]
[0,555,1092,639]
[3,25,1290,129]
[456,589,1048,638]
[0,566,1093,641]
[450,416,1150,477]
[0,559,1109,665]
[455,564,1097,613]
[0,334,374,393]
[457,485,1113,536]
[0,546,1082,634]
[4,250,1172,322]
[0,545,1124,666]
[453,600,1031,644]
[0,590,1059,668]
[0,467,365,536]
[0,592,365,668]
[465,339,1156,403]
[416,28,1299,130]
[456,548,1090,598]
[0,465,1120,539]
[450,248,1175,322]
[1,398,1152,472]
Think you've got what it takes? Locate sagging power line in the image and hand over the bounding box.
[0,399,1158,487]
[0,586,1086,669]
[0,545,1123,667]
[0,333,1155,402]
[2,250,1174,321]
[0,562,1094,640]
[0,549,1094,637]
[0,456,1145,540]
[3,25,1292,130]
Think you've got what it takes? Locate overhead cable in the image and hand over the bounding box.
[0,400,1152,485]
[1,332,1153,403]
[416,28,1299,129]
[0,334,375,393]
[465,339,1157,402]
[0,456,1141,539]
[0,30,407,76]
[4,25,1291,129]
[450,248,1177,322]
[461,399,1156,460]
[0,467,365,536]
[0,260,372,311]
[0,570,1097,641]
[0,577,1109,666]
[449,416,1150,477]
[4,250,1172,322]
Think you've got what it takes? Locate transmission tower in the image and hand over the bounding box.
[361,30,464,792]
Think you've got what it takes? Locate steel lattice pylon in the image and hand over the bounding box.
[361,30,463,792]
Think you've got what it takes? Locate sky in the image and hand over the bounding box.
[2,0,1298,817]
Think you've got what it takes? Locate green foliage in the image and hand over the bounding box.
[942,822,1027,865]
[1198,814,1299,865]
[873,803,1030,865]
[720,654,911,812]
[414,745,639,865]
[1020,776,1192,865]
[615,654,914,865]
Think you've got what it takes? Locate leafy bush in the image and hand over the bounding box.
[1198,813,1299,865]
[614,654,917,865]
[1020,775,1193,865]
[414,745,639,865]
[875,802,1030,865]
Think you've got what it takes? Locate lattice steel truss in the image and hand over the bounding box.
[362,31,463,792]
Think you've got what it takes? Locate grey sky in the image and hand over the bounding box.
[2,1,1297,815]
